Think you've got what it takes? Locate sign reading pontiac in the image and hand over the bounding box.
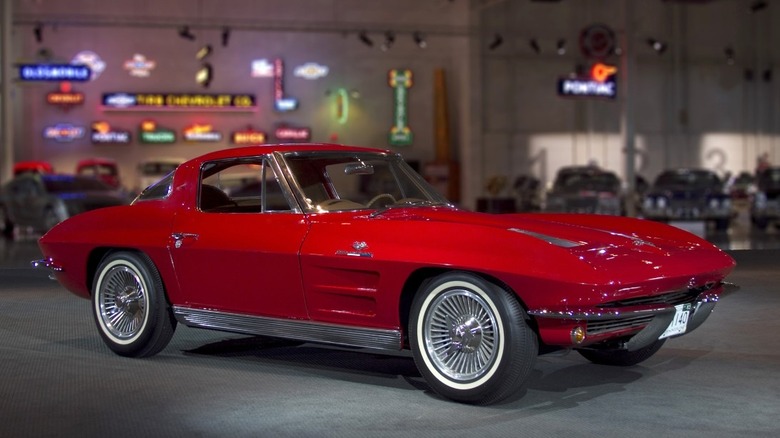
[557,63,618,99]
[101,93,257,111]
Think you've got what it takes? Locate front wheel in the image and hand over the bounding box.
[409,272,538,404]
[92,251,176,357]
[577,338,666,366]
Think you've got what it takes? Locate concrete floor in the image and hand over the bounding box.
[1,227,779,437]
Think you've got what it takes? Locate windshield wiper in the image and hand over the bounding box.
[369,199,446,218]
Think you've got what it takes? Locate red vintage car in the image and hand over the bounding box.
[34,144,736,404]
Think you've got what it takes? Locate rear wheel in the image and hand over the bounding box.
[577,338,666,366]
[409,272,537,404]
[92,251,176,357]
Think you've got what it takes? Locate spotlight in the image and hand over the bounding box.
[488,33,503,50]
[750,1,768,12]
[763,68,772,82]
[413,31,427,49]
[530,38,541,54]
[196,63,213,88]
[380,31,395,51]
[221,27,230,47]
[744,68,754,81]
[33,22,43,44]
[646,38,667,54]
[556,38,566,55]
[196,44,212,61]
[179,25,196,41]
[724,46,735,65]
[358,31,373,47]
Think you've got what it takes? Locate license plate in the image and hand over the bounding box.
[659,303,692,339]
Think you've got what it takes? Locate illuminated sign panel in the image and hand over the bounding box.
[232,128,267,145]
[251,59,274,77]
[46,82,85,107]
[102,93,257,111]
[139,120,176,144]
[71,51,106,80]
[274,58,298,112]
[44,124,85,142]
[558,63,617,99]
[19,64,91,82]
[388,69,413,146]
[184,124,222,142]
[124,54,156,77]
[274,126,311,142]
[294,62,328,80]
[91,122,131,144]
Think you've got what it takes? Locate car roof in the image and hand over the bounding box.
[184,143,392,165]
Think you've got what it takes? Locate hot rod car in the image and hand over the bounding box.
[34,144,736,404]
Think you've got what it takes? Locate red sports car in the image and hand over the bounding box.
[34,144,736,404]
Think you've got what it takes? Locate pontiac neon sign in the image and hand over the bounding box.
[558,63,617,99]
[92,121,131,144]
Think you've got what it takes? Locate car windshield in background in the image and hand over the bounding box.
[555,172,619,193]
[758,168,780,190]
[655,170,721,189]
[43,176,113,193]
[283,152,448,212]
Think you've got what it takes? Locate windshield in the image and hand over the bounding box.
[282,151,449,212]
[554,170,620,193]
[654,170,722,189]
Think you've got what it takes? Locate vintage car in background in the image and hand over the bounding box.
[13,160,54,176]
[751,166,780,230]
[34,144,736,404]
[642,168,732,231]
[76,158,122,190]
[543,165,623,215]
[513,175,542,212]
[137,157,186,192]
[726,171,756,201]
[0,173,129,238]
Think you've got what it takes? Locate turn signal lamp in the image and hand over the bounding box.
[571,326,586,345]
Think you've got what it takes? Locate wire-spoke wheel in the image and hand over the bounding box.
[92,251,176,357]
[410,272,537,404]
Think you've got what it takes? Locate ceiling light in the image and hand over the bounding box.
[530,38,541,54]
[33,23,43,44]
[380,31,395,51]
[724,47,735,65]
[196,44,212,61]
[488,33,503,50]
[221,27,230,47]
[179,25,196,41]
[196,63,213,88]
[646,38,667,54]
[750,1,768,12]
[358,31,373,47]
[556,39,566,55]
[413,31,427,49]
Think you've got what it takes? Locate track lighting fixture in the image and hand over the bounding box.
[34,22,43,44]
[750,1,768,12]
[380,31,395,51]
[196,44,212,61]
[413,31,427,49]
[646,38,667,54]
[556,39,566,55]
[178,25,196,41]
[221,27,231,47]
[196,63,213,88]
[488,33,503,50]
[358,31,373,47]
[724,47,735,65]
[529,38,541,54]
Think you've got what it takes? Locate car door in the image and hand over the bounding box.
[169,157,310,319]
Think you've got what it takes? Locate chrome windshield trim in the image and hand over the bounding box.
[173,306,403,351]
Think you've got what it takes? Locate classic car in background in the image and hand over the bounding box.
[34,144,736,404]
[13,160,54,176]
[642,168,732,230]
[0,173,129,238]
[751,166,780,230]
[76,158,122,190]
[136,157,186,192]
[726,171,756,201]
[543,165,623,215]
[513,175,542,212]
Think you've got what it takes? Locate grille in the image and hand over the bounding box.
[587,315,653,335]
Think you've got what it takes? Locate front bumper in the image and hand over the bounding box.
[528,282,738,351]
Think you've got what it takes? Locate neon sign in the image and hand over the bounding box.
[274,58,298,112]
[251,59,274,78]
[19,64,91,82]
[71,51,106,80]
[46,82,85,108]
[294,62,329,80]
[274,125,311,142]
[91,121,131,144]
[124,54,156,77]
[388,69,413,146]
[44,124,85,142]
[558,62,617,99]
[183,124,222,142]
[102,93,257,111]
[232,127,268,145]
[334,88,349,125]
[139,120,176,144]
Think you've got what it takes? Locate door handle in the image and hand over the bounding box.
[171,232,199,248]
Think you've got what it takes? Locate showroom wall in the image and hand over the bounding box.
[6,0,779,208]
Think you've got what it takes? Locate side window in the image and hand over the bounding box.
[199,158,292,213]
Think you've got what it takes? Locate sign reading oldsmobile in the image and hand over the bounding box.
[101,92,257,111]
[19,64,92,82]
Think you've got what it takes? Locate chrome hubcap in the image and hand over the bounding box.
[99,266,147,339]
[424,289,498,381]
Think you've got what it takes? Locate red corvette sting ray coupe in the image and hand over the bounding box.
[34,144,736,404]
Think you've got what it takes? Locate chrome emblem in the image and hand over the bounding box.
[353,241,368,251]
